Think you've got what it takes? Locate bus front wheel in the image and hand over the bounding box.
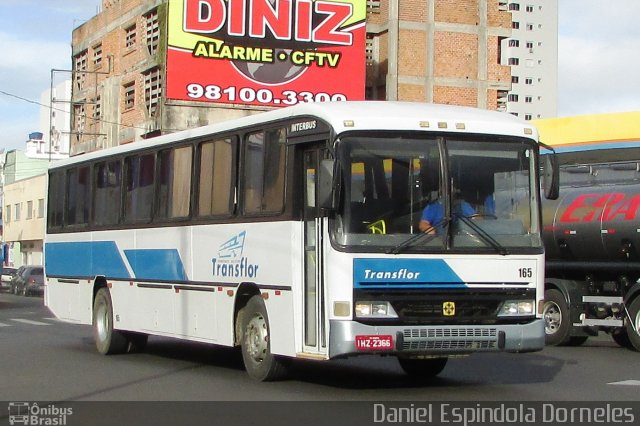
[398,357,448,377]
[239,295,288,381]
[93,288,129,355]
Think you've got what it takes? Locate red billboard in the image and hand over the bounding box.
[166,0,366,107]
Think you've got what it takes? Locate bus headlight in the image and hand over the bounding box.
[355,301,398,318]
[498,300,535,316]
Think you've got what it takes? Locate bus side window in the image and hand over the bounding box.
[47,170,65,230]
[157,146,192,220]
[124,153,155,223]
[243,128,286,215]
[93,160,122,226]
[66,166,90,227]
[198,138,236,217]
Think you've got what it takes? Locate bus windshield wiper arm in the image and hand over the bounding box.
[386,217,450,255]
[456,214,509,256]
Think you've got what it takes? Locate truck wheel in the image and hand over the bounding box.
[625,297,640,352]
[398,357,448,377]
[93,288,128,355]
[543,289,571,346]
[611,328,632,349]
[239,295,288,381]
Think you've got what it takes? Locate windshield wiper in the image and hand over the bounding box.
[386,217,450,255]
[455,214,509,256]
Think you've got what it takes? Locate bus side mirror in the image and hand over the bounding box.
[542,153,559,200]
[318,159,336,210]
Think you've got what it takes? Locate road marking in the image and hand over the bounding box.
[0,322,10,327]
[608,380,640,386]
[10,318,51,326]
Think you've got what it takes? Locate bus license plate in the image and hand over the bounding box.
[355,335,394,351]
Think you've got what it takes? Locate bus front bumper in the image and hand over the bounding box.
[328,319,545,359]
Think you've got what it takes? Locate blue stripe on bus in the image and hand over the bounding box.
[45,242,188,282]
[45,241,131,279]
[124,249,187,281]
[353,258,467,289]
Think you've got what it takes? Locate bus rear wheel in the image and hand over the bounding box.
[125,331,149,353]
[239,295,287,381]
[93,288,129,355]
[398,357,448,377]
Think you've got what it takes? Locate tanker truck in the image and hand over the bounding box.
[540,130,640,351]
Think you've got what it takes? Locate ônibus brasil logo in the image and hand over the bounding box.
[212,231,260,278]
[7,402,73,425]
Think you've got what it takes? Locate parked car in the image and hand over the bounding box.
[12,266,44,296]
[0,267,18,292]
[9,266,25,294]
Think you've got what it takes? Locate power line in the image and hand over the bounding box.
[0,88,183,135]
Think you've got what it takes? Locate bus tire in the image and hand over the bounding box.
[567,336,588,346]
[239,295,288,381]
[126,332,149,353]
[625,297,640,352]
[93,288,128,355]
[398,357,448,377]
[543,289,571,346]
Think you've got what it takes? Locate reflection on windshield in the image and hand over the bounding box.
[333,134,542,251]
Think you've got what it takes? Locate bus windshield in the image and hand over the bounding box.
[333,133,542,252]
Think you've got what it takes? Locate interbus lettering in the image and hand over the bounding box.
[183,0,353,45]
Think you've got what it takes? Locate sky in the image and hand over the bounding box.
[1,0,640,152]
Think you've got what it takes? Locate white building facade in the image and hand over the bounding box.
[3,174,47,267]
[502,0,558,120]
[28,79,72,160]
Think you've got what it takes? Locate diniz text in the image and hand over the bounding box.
[183,0,354,45]
[560,192,640,222]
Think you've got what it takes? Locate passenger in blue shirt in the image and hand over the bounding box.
[484,193,495,216]
[419,199,476,234]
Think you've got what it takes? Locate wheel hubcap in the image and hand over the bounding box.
[245,313,268,364]
[96,302,108,341]
[544,302,562,335]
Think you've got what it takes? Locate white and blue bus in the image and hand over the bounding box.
[45,102,558,380]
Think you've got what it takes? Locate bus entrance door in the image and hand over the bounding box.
[302,147,329,356]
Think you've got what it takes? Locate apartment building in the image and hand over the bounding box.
[502,0,558,120]
[2,173,47,267]
[1,151,49,266]
[367,0,512,109]
[37,78,73,159]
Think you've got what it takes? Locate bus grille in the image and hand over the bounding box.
[401,328,498,351]
[394,299,500,322]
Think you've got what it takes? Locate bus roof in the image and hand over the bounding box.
[50,101,537,169]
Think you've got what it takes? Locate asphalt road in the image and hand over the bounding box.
[0,293,640,426]
[1,291,639,425]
